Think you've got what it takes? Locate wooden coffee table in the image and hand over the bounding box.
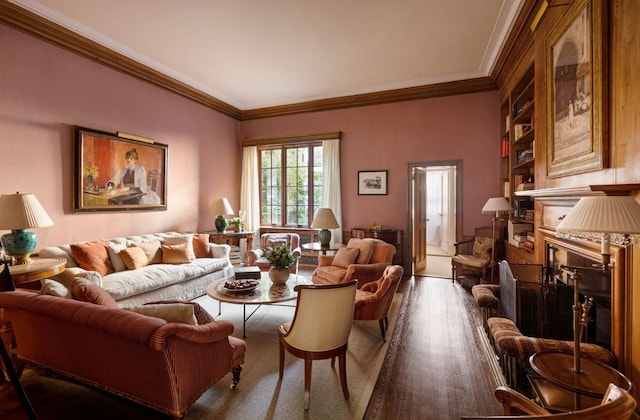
[207,273,311,337]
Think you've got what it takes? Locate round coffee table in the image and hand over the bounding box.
[207,274,310,337]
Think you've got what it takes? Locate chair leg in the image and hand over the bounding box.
[378,318,387,342]
[338,352,349,400]
[451,264,456,283]
[278,339,285,379]
[304,359,312,410]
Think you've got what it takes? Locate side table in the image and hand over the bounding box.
[301,242,344,255]
[9,257,66,287]
[204,231,254,264]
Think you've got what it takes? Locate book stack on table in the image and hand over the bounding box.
[233,266,261,280]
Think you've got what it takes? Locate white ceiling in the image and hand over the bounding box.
[11,0,524,110]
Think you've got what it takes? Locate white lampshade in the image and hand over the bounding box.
[310,208,339,229]
[0,193,53,229]
[209,197,234,216]
[481,197,512,217]
[557,196,640,258]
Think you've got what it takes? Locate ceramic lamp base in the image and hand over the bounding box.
[215,216,228,233]
[1,230,37,265]
[318,229,331,247]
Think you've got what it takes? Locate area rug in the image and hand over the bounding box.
[0,293,403,420]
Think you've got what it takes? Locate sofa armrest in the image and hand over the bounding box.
[209,243,230,259]
[246,248,264,266]
[150,319,235,349]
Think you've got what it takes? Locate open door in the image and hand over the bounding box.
[412,168,427,273]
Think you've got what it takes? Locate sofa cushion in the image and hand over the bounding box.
[347,238,376,264]
[71,278,119,308]
[40,279,72,298]
[163,234,196,260]
[332,247,360,268]
[70,242,114,276]
[120,246,149,270]
[133,240,163,265]
[107,243,128,272]
[128,303,197,325]
[162,243,194,264]
[192,234,211,258]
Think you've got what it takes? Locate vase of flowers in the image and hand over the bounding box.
[227,217,245,232]
[83,164,99,189]
[263,243,297,285]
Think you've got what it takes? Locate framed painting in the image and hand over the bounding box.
[546,0,608,178]
[358,170,388,195]
[74,126,168,212]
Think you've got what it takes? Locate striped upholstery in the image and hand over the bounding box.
[488,317,615,365]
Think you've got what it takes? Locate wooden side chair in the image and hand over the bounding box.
[278,281,357,410]
[354,265,404,342]
[451,225,501,285]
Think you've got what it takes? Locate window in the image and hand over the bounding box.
[260,143,323,227]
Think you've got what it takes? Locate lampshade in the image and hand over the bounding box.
[311,208,339,229]
[557,196,640,260]
[0,192,54,264]
[311,208,339,247]
[209,197,234,216]
[481,197,512,216]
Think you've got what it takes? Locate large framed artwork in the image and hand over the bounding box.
[546,0,607,178]
[358,170,388,195]
[74,126,168,212]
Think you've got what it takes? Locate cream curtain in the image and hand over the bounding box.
[322,139,342,244]
[240,146,260,239]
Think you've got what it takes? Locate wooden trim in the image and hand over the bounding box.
[0,1,498,120]
[0,1,242,120]
[515,184,640,198]
[242,132,341,147]
[239,78,498,120]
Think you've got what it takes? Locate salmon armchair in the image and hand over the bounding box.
[311,238,396,288]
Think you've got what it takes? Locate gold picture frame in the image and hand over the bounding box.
[74,126,168,212]
[546,0,608,178]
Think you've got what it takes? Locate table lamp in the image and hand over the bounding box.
[0,192,54,265]
[481,197,512,282]
[311,208,339,247]
[556,195,640,373]
[209,197,234,232]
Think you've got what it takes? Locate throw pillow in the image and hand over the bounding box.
[107,243,128,272]
[472,236,493,260]
[71,277,118,308]
[192,233,211,258]
[40,278,72,298]
[128,303,197,325]
[70,242,114,276]
[332,247,360,269]
[133,240,162,265]
[120,246,149,270]
[347,238,376,264]
[163,234,196,260]
[161,243,194,264]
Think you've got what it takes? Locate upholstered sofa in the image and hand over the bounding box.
[0,289,246,418]
[39,232,234,307]
[311,238,396,287]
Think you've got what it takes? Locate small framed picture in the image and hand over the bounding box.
[358,170,388,195]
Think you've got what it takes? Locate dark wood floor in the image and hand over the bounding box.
[365,275,503,419]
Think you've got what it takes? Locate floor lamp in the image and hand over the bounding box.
[481,197,512,282]
[0,263,37,419]
[556,196,640,374]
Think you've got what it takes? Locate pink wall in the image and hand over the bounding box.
[1,23,500,253]
[0,25,240,249]
[240,91,501,238]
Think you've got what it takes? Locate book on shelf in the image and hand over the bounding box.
[503,181,510,198]
[517,149,534,163]
[514,123,532,140]
[516,182,535,191]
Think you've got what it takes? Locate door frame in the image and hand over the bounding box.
[407,160,463,275]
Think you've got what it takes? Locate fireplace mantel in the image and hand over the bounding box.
[514,183,640,198]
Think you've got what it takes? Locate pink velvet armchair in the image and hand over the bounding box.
[311,238,396,288]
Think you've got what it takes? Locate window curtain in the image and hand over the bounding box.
[240,146,260,244]
[322,138,342,244]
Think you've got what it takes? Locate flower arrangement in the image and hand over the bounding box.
[83,164,99,179]
[262,243,297,270]
[227,217,245,228]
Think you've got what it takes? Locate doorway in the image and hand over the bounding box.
[409,160,461,278]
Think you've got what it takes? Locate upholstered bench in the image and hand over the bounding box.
[471,284,499,328]
[487,317,616,388]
